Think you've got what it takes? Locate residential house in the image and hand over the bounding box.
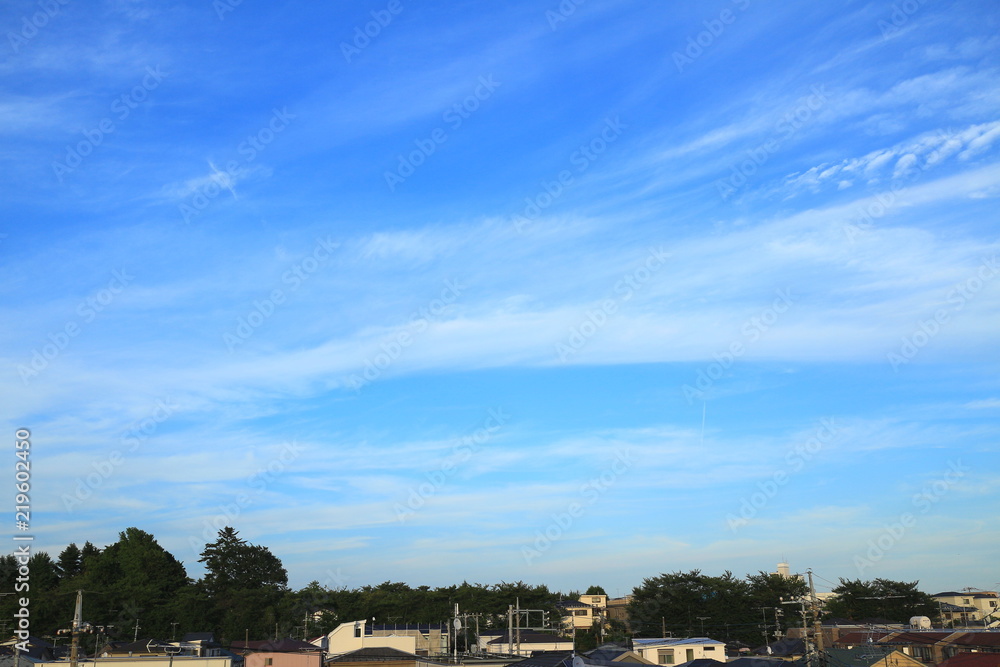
[229,638,323,667]
[584,647,652,664]
[180,633,225,658]
[932,593,1000,628]
[753,638,806,660]
[824,646,924,667]
[835,630,1000,664]
[938,653,1000,667]
[503,646,651,667]
[561,600,603,632]
[318,621,448,658]
[605,597,632,628]
[324,646,449,667]
[724,658,797,667]
[482,632,573,656]
[631,638,727,665]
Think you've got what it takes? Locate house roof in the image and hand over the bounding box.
[824,647,902,667]
[326,646,447,664]
[938,654,1000,667]
[232,638,321,652]
[725,657,803,667]
[633,638,726,647]
[950,633,1000,648]
[584,648,650,664]
[753,638,805,656]
[487,632,571,645]
[558,600,592,609]
[879,632,951,646]
[105,639,176,654]
[833,633,894,646]
[502,650,575,667]
[184,632,217,643]
[673,659,725,667]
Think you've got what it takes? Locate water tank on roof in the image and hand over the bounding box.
[910,616,932,629]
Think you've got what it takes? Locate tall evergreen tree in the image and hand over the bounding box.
[198,527,289,642]
[56,543,83,579]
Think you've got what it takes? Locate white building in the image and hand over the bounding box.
[632,638,726,665]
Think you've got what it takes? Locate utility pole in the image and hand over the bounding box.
[516,598,521,657]
[753,607,770,647]
[808,571,825,667]
[781,596,808,667]
[453,603,460,663]
[70,591,83,667]
[58,590,92,667]
[508,605,514,656]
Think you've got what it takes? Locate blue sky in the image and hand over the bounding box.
[2,0,999,598]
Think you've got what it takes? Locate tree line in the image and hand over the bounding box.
[0,527,939,651]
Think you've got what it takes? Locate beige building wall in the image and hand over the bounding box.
[634,641,726,664]
[324,620,417,656]
[245,653,321,667]
[79,658,231,667]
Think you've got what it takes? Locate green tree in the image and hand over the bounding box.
[198,527,289,642]
[56,543,83,579]
[79,528,190,639]
[199,527,287,597]
[824,578,936,623]
[585,585,607,596]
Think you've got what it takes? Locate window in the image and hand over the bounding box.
[705,647,716,652]
[591,598,602,604]
[575,610,588,616]
[657,650,674,664]
[964,599,971,604]
[265,659,273,666]
[991,601,998,608]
